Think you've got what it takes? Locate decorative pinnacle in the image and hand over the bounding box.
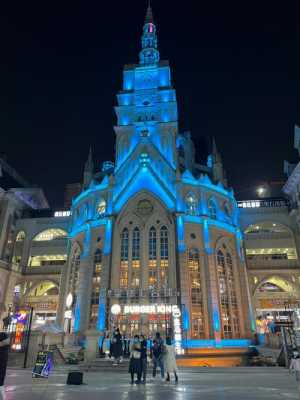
[145,0,153,24]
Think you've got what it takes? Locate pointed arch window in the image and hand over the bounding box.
[186,193,198,216]
[69,245,81,303]
[216,249,240,338]
[131,228,140,288]
[149,227,157,260]
[120,228,129,288]
[97,199,106,217]
[160,226,168,259]
[188,248,204,338]
[208,199,217,220]
[90,248,103,327]
[160,226,169,287]
[149,227,158,290]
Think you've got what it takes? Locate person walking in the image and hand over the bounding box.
[289,349,300,386]
[151,332,165,381]
[164,337,178,383]
[0,331,10,400]
[112,328,122,365]
[128,335,142,384]
[102,333,110,359]
[140,335,148,383]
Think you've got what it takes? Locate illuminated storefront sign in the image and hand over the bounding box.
[110,303,183,354]
[54,211,71,217]
[66,293,73,308]
[123,304,180,315]
[11,310,29,351]
[64,310,72,319]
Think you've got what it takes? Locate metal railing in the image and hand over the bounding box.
[238,198,289,209]
[246,258,300,269]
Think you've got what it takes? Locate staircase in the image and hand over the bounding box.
[56,344,82,363]
[81,357,130,372]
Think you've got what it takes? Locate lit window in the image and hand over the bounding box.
[33,229,67,241]
[97,199,106,217]
[16,231,26,242]
[149,227,157,260]
[29,254,67,267]
[160,226,168,259]
[216,249,240,339]
[208,199,217,219]
[132,228,140,260]
[186,193,198,216]
[68,245,81,305]
[90,249,103,327]
[120,228,129,288]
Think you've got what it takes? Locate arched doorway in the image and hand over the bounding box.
[22,280,60,326]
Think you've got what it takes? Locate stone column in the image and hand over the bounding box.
[20,236,31,270]
[74,256,93,333]
[175,215,190,340]
[203,220,221,343]
[85,329,100,362]
[56,239,73,328]
[56,262,69,327]
[237,255,255,337]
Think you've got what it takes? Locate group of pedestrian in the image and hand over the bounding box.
[129,332,178,385]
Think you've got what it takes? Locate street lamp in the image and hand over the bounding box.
[256,186,266,197]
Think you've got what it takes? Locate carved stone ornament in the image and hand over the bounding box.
[136,199,153,216]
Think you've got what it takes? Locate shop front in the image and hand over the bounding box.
[110,303,183,354]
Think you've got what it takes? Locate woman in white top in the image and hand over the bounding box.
[164,337,178,383]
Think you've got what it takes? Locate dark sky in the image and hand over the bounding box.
[1,0,300,208]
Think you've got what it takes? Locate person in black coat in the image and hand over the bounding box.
[140,335,148,383]
[112,328,123,365]
[0,331,10,398]
[128,335,142,384]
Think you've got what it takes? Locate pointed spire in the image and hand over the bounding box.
[87,146,93,167]
[139,1,160,65]
[211,137,227,186]
[83,146,94,189]
[145,0,153,24]
[212,137,221,163]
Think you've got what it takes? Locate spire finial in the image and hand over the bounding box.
[145,0,153,24]
[139,1,159,65]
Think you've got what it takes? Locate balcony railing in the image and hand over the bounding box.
[238,198,289,209]
[31,238,68,248]
[246,258,300,269]
[0,260,9,271]
[244,232,292,240]
[24,265,63,274]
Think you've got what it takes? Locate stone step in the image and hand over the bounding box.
[80,358,130,372]
[56,344,82,363]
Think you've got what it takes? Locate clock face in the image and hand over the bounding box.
[137,199,153,216]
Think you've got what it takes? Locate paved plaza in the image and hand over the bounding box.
[2,367,300,400]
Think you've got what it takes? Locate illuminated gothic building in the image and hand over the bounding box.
[54,6,254,348]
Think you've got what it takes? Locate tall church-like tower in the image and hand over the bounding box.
[57,5,254,358]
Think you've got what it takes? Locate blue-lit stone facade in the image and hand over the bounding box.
[57,6,254,348]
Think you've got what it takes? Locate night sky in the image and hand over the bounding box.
[1,1,300,208]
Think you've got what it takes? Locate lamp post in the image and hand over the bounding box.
[23,306,34,369]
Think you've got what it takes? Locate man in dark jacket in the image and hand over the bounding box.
[150,332,165,380]
[112,328,123,365]
[0,331,10,398]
